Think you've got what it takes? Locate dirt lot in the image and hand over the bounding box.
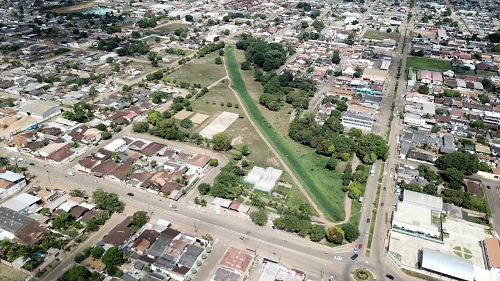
[0,263,27,281]
[190,113,210,124]
[199,111,239,139]
[46,2,95,13]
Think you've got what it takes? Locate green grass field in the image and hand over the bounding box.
[154,23,190,34]
[363,29,400,41]
[406,57,452,72]
[166,53,226,87]
[225,45,345,222]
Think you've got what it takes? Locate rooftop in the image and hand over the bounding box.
[219,247,253,275]
[403,190,443,210]
[421,248,474,281]
[484,238,500,269]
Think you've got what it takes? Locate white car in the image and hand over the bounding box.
[334,256,342,261]
[365,231,368,237]
[68,172,75,176]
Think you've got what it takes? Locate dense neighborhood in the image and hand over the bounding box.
[0,0,499,281]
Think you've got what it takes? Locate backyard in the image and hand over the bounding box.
[166,52,226,87]
[154,23,191,34]
[225,45,346,222]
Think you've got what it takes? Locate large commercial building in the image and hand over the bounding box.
[392,190,443,239]
[341,111,374,131]
[483,111,500,126]
[18,100,61,119]
[0,171,27,201]
[421,248,474,281]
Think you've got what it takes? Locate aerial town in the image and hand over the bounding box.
[0,0,499,281]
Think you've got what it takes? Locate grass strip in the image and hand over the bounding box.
[225,45,342,222]
[367,163,384,249]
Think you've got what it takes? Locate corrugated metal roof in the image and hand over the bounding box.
[1,193,40,212]
[0,171,24,182]
[421,248,474,281]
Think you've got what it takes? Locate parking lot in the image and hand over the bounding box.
[389,217,492,269]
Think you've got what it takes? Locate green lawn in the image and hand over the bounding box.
[406,57,452,72]
[166,53,226,87]
[225,45,345,222]
[154,23,190,34]
[363,29,400,41]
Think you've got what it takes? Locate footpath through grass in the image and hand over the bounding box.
[225,45,343,222]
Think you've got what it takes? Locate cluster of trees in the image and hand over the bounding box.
[92,189,123,213]
[296,2,312,11]
[197,41,225,57]
[332,50,341,64]
[199,162,245,199]
[62,265,101,281]
[289,113,389,165]
[299,31,320,41]
[116,40,150,56]
[165,48,186,56]
[63,103,94,123]
[435,151,479,175]
[341,165,368,199]
[237,34,288,71]
[136,16,157,28]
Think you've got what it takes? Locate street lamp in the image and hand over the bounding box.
[46,170,51,185]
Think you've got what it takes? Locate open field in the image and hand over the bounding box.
[154,23,190,34]
[363,29,401,41]
[226,45,345,222]
[45,2,95,13]
[166,53,226,87]
[406,57,452,72]
[0,263,27,281]
[191,80,240,116]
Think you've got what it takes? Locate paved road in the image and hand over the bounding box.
[40,214,125,281]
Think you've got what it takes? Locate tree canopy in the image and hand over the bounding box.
[250,209,268,226]
[102,247,128,267]
[132,211,149,228]
[435,151,479,175]
[92,189,123,213]
[211,132,232,151]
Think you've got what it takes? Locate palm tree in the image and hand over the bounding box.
[0,157,9,169]
[22,245,39,271]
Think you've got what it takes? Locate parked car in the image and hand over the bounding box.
[239,236,246,241]
[351,254,358,260]
[358,244,363,249]
[68,172,75,176]
[29,163,35,166]
[367,218,370,223]
[386,274,394,280]
[334,256,342,261]
[365,231,368,237]
[127,192,134,196]
[487,185,491,189]
[380,202,384,207]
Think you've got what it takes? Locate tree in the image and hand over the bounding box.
[241,145,250,156]
[198,183,211,195]
[341,223,359,242]
[471,120,485,129]
[479,162,492,173]
[215,56,223,65]
[418,84,429,95]
[102,247,128,267]
[241,61,251,70]
[70,189,85,197]
[325,157,339,170]
[249,209,268,226]
[212,132,232,151]
[95,123,107,131]
[0,157,9,169]
[326,226,344,244]
[52,212,73,229]
[92,189,123,213]
[91,246,104,258]
[132,211,149,227]
[431,125,440,133]
[441,167,465,183]
[101,131,111,140]
[132,121,149,133]
[310,224,326,242]
[62,265,91,281]
[180,118,193,129]
[152,91,166,104]
[209,158,219,166]
[435,151,479,175]
[185,15,193,22]
[331,50,341,64]
[89,86,97,97]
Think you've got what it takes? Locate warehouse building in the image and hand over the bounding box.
[18,100,61,119]
[420,248,474,281]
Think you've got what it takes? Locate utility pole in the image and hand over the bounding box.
[194,219,200,237]
[46,170,51,185]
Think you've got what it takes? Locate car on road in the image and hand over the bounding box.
[127,192,134,196]
[364,231,368,237]
[487,185,491,189]
[68,172,75,176]
[367,218,370,223]
[358,244,363,249]
[239,236,246,241]
[380,202,384,207]
[386,274,394,280]
[93,179,98,183]
[383,186,386,191]
[29,163,35,166]
[351,254,358,260]
[334,256,342,261]
[10,157,16,161]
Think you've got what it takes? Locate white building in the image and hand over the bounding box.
[483,111,500,126]
[341,111,374,131]
[18,100,61,119]
[404,113,425,127]
[0,171,27,201]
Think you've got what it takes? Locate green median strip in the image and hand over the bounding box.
[367,163,384,249]
[225,45,342,222]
